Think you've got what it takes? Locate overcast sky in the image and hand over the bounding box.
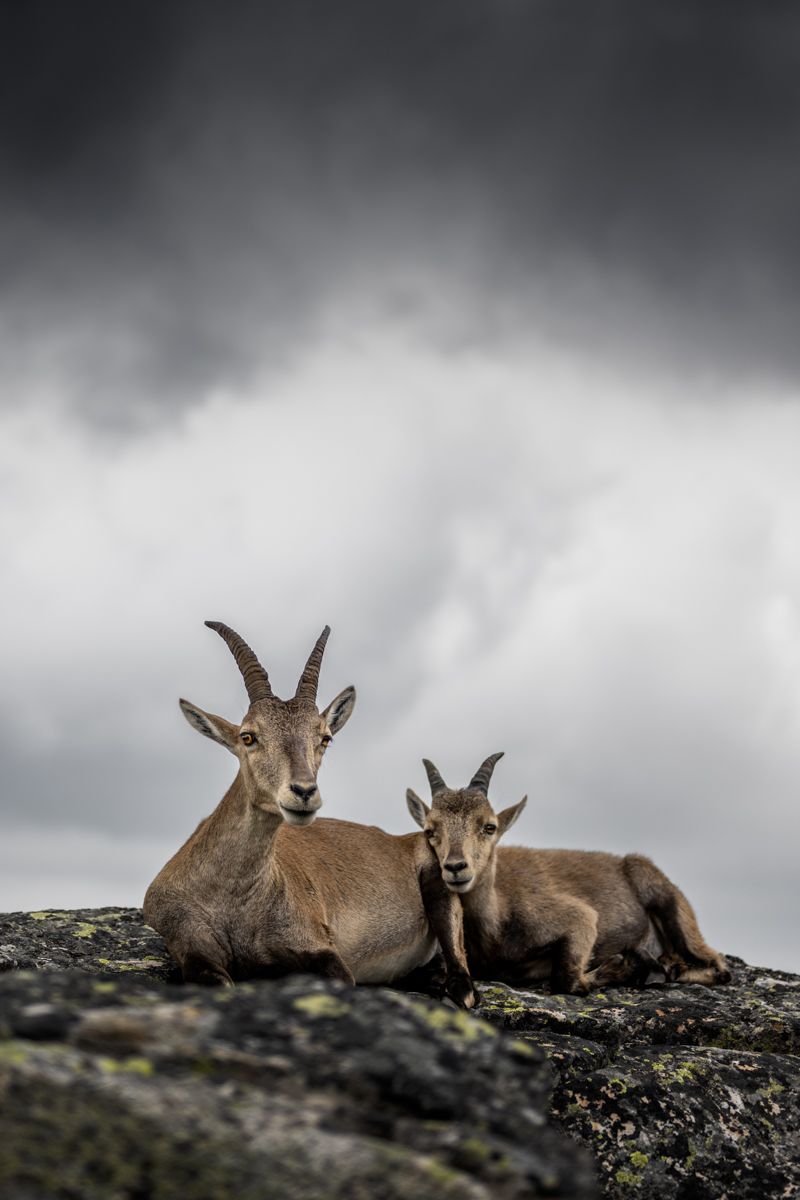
[1,0,799,973]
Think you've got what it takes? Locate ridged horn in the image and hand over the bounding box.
[205,621,274,703]
[294,625,331,704]
[422,758,448,795]
[468,751,504,794]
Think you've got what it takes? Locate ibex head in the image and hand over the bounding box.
[180,622,356,825]
[406,753,526,892]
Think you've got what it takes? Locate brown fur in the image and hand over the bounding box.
[147,787,469,990]
[143,624,474,1005]
[407,755,730,995]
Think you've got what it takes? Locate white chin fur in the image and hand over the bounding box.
[446,878,474,893]
[280,807,318,827]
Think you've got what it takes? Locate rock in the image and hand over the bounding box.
[0,907,177,981]
[1,908,798,1199]
[478,964,800,1199]
[0,911,595,1200]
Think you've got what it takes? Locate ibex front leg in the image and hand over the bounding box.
[547,898,599,995]
[173,928,235,987]
[419,862,477,1009]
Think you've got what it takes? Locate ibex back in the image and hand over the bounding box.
[407,753,731,994]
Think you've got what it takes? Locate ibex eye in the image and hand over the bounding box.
[321,734,333,748]
[483,824,497,835]
[240,732,257,746]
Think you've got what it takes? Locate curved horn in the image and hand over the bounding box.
[205,621,274,703]
[422,758,448,795]
[469,751,504,794]
[294,625,331,704]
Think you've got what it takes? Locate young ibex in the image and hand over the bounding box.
[407,753,731,995]
[144,623,474,1006]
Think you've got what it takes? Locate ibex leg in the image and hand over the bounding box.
[174,929,235,987]
[548,899,599,995]
[419,862,476,1009]
[622,855,731,986]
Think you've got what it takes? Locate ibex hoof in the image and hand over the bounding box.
[619,949,658,987]
[658,953,685,982]
[447,972,479,1010]
[197,970,235,987]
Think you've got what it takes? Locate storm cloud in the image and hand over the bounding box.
[3,0,800,424]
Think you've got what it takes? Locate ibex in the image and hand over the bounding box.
[144,623,474,1006]
[406,753,731,995]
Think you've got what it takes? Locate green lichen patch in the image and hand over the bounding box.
[72,923,98,939]
[0,1041,31,1067]
[292,993,349,1019]
[650,1053,706,1087]
[615,1166,643,1188]
[97,1055,155,1076]
[417,1005,498,1043]
[457,1136,492,1164]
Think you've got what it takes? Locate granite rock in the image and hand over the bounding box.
[0,909,594,1199]
[478,964,800,1199]
[1,908,798,1199]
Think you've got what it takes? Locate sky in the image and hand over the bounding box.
[1,0,799,973]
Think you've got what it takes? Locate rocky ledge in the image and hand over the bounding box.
[1,909,798,1199]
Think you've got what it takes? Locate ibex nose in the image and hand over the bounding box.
[444,859,468,875]
[290,783,318,803]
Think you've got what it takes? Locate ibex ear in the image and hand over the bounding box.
[179,699,239,754]
[406,788,430,828]
[497,796,527,838]
[322,686,356,734]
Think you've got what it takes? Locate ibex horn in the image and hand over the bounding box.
[422,758,448,795]
[468,751,505,794]
[294,626,331,704]
[205,621,274,703]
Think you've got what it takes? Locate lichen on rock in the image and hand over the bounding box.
[0,913,595,1199]
[0,907,177,981]
[1,909,798,1199]
[475,963,800,1199]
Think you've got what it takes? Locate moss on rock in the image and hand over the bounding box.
[0,956,593,1199]
[3,909,799,1199]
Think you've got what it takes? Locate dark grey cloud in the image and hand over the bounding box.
[2,0,800,424]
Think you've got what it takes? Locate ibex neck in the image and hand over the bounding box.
[462,854,499,913]
[197,773,283,886]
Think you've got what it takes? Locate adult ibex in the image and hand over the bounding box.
[406,753,730,995]
[144,623,474,1006]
